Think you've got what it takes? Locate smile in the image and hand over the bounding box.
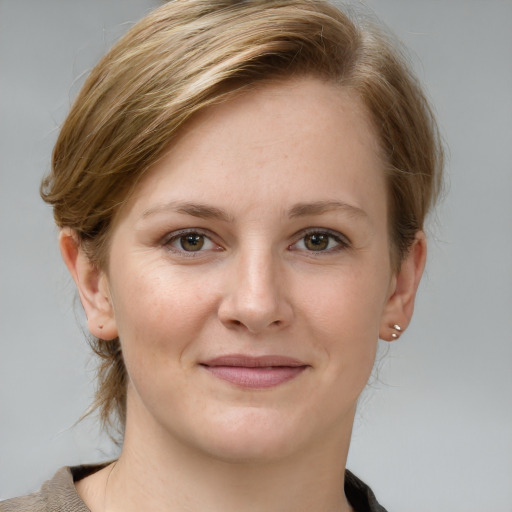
[200,355,309,389]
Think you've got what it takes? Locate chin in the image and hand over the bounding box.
[177,406,329,464]
[197,430,300,464]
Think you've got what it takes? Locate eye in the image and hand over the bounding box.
[292,230,349,253]
[165,231,218,253]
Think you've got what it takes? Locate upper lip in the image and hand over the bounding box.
[200,354,308,368]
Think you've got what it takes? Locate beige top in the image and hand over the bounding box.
[0,464,387,512]
[0,465,107,512]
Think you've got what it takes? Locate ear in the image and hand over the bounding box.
[379,231,427,341]
[59,228,118,340]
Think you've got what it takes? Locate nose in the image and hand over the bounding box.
[218,248,293,334]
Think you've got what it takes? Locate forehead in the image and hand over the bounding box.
[177,77,380,165]
[118,77,386,225]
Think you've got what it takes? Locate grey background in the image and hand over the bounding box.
[1,1,511,510]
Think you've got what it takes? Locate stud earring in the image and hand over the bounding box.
[391,324,402,339]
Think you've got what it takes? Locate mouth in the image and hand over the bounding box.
[200,355,309,389]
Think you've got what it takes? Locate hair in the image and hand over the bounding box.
[41,0,443,436]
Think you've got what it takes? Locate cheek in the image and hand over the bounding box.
[299,264,387,336]
[294,266,387,383]
[110,266,218,377]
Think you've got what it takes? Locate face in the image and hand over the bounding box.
[95,78,400,462]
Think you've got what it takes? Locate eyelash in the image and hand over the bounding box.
[163,229,221,257]
[162,228,350,257]
[290,229,350,254]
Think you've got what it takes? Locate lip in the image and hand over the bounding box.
[200,354,309,389]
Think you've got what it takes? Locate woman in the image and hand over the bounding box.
[1,1,443,511]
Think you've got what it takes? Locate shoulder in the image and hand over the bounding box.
[0,490,47,512]
[0,464,109,512]
[345,470,389,512]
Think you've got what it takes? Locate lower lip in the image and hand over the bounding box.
[203,365,307,389]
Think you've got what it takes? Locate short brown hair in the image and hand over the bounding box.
[41,0,443,435]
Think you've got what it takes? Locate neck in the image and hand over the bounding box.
[86,394,356,512]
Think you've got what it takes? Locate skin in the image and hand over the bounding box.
[61,77,426,512]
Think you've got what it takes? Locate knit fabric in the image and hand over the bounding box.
[1,464,388,512]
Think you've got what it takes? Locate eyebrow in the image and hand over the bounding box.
[142,201,234,223]
[141,199,367,222]
[288,200,368,220]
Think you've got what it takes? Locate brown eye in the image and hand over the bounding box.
[166,230,218,255]
[303,233,330,251]
[179,234,205,251]
[292,231,347,253]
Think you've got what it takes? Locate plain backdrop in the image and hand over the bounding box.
[1,1,511,510]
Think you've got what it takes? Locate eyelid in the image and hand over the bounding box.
[290,228,351,252]
[162,228,223,256]
[160,227,350,256]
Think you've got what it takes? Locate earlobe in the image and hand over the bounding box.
[379,231,427,341]
[59,228,118,340]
